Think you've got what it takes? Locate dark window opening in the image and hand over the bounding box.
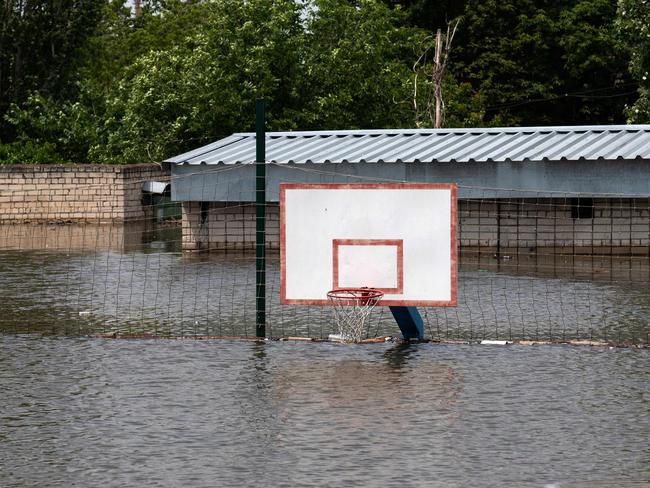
[200,201,210,225]
[570,198,594,219]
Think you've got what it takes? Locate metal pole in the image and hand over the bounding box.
[255,99,266,337]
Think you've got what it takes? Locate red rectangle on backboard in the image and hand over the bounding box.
[332,239,403,294]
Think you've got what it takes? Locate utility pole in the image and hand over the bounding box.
[413,20,459,129]
[434,29,442,128]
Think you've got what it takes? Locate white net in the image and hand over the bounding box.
[327,288,384,343]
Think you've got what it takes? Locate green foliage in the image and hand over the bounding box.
[454,0,632,125]
[92,0,306,163]
[381,0,465,30]
[293,0,418,129]
[78,0,209,92]
[92,0,421,162]
[442,78,505,128]
[456,1,555,124]
[556,0,634,123]
[0,141,64,164]
[91,41,237,163]
[4,92,100,163]
[0,0,105,131]
[617,0,650,123]
[0,0,645,164]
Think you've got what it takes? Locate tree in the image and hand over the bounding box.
[2,0,642,164]
[381,0,466,31]
[291,0,419,130]
[90,0,426,162]
[454,0,563,125]
[556,0,634,123]
[3,92,100,163]
[2,0,214,163]
[91,0,306,163]
[0,0,105,136]
[78,0,210,93]
[452,0,632,126]
[412,20,459,127]
[617,0,650,123]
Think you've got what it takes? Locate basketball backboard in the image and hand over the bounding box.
[280,183,457,306]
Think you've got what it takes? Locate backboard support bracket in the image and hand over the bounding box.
[389,306,424,340]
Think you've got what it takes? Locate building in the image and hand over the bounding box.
[164,125,650,255]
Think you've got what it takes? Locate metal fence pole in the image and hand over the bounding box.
[255,99,266,337]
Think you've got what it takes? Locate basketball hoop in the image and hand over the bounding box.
[327,288,384,343]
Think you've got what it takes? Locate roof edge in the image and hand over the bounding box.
[231,125,650,138]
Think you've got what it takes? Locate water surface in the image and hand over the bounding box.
[0,223,648,342]
[0,336,647,487]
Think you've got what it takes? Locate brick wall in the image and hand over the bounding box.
[0,164,167,223]
[182,199,650,255]
[460,198,650,255]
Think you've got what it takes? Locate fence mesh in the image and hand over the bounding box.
[0,163,648,345]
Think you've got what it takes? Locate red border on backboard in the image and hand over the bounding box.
[279,182,457,307]
[332,239,404,294]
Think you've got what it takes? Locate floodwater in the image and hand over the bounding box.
[0,337,648,487]
[0,224,648,343]
[1,224,649,487]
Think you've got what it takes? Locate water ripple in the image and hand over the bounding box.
[0,337,647,487]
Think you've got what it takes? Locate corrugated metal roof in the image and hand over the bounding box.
[165,126,650,165]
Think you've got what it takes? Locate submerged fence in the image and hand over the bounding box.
[0,163,648,345]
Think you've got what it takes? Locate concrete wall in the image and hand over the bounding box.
[171,159,650,201]
[182,199,650,255]
[171,159,650,254]
[0,164,167,223]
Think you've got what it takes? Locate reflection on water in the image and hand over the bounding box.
[0,222,181,252]
[0,337,648,487]
[273,349,460,431]
[0,223,648,343]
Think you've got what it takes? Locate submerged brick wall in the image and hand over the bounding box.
[0,164,167,223]
[459,198,650,255]
[182,199,650,255]
[181,202,279,251]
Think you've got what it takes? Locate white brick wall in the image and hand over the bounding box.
[0,164,166,223]
[182,198,650,254]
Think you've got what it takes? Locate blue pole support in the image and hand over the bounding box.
[389,306,424,340]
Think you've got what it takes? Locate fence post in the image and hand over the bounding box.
[255,99,266,337]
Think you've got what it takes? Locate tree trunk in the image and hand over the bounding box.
[434,29,442,129]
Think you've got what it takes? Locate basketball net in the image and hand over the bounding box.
[327,288,384,343]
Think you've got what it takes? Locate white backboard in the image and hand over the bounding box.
[280,183,457,306]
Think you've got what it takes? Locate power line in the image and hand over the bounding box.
[485,82,639,112]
